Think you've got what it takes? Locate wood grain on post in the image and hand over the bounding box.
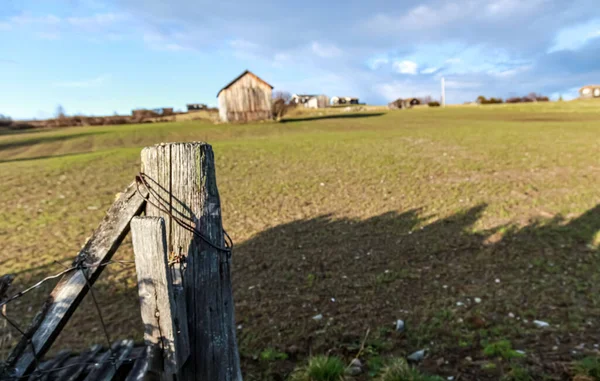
[1,182,147,379]
[131,216,189,375]
[141,142,242,381]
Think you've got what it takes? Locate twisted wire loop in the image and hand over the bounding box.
[135,172,234,254]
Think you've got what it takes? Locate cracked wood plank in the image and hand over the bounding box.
[131,216,189,375]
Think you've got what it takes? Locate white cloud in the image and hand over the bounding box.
[485,0,547,16]
[143,31,192,51]
[444,80,482,89]
[38,32,61,40]
[66,13,128,28]
[368,57,389,70]
[393,60,418,75]
[229,39,259,50]
[374,80,441,101]
[549,19,600,52]
[420,67,438,74]
[54,74,111,88]
[0,12,129,42]
[445,58,462,64]
[588,30,600,38]
[365,3,473,34]
[489,65,532,78]
[9,14,61,26]
[311,42,342,58]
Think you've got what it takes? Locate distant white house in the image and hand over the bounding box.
[291,94,329,108]
[580,85,600,99]
[291,94,316,105]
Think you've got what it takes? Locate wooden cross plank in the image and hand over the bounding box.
[1,181,147,379]
[131,216,190,375]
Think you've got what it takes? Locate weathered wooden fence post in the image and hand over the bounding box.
[140,142,242,381]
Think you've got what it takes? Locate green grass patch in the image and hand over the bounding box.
[376,358,444,381]
[574,357,600,380]
[260,348,288,362]
[1,103,600,380]
[483,340,525,360]
[289,356,346,381]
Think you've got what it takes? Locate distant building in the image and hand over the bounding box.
[331,96,359,105]
[217,70,273,122]
[579,85,600,99]
[291,94,329,109]
[187,103,208,112]
[291,94,317,105]
[388,98,420,109]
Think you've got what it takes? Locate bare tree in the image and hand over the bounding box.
[56,105,66,118]
[0,114,11,127]
[273,91,292,103]
[272,91,292,121]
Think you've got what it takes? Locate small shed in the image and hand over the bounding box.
[217,70,273,122]
[579,85,600,99]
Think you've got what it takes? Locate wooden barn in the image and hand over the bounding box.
[217,70,273,122]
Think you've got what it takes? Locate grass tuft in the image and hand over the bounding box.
[289,355,346,381]
[502,365,533,381]
[376,358,444,381]
[260,347,288,362]
[483,340,525,360]
[574,357,600,380]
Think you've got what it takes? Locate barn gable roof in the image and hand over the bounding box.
[217,70,274,97]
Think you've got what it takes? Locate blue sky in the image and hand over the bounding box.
[1,0,600,119]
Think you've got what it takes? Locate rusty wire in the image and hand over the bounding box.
[135,172,234,253]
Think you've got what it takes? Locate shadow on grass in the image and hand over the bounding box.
[280,112,385,123]
[2,204,599,380]
[232,203,600,378]
[0,131,107,153]
[0,151,100,164]
[0,127,47,136]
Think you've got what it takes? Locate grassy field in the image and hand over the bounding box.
[1,101,600,380]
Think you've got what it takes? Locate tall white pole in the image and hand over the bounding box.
[441,77,446,107]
